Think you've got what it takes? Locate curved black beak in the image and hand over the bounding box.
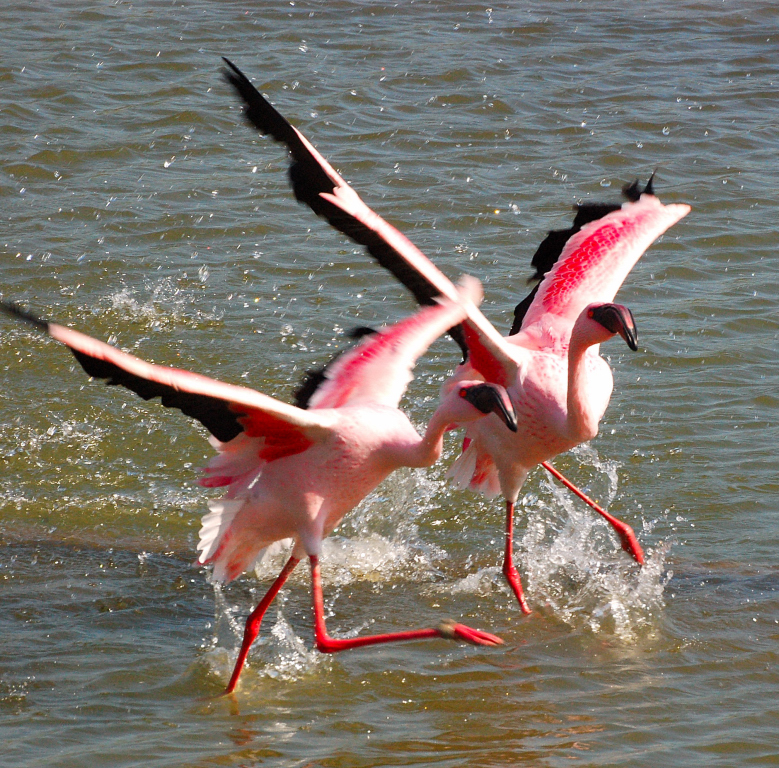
[589,303,638,351]
[462,383,518,432]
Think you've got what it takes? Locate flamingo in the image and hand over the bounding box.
[1,276,519,693]
[221,58,690,613]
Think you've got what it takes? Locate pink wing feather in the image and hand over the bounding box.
[520,194,691,332]
[223,58,518,388]
[309,278,480,410]
[314,181,517,387]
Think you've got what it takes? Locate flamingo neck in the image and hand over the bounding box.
[412,407,452,468]
[566,330,601,443]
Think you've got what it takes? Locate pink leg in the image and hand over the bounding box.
[309,555,502,652]
[224,555,300,694]
[541,461,645,565]
[502,499,532,615]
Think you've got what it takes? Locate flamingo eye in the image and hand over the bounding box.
[587,308,595,319]
[459,388,468,398]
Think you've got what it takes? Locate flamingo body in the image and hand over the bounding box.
[199,403,434,582]
[449,307,626,503]
[448,194,689,504]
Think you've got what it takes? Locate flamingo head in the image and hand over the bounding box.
[456,382,518,432]
[585,303,638,351]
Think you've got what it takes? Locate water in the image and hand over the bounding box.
[1,1,777,765]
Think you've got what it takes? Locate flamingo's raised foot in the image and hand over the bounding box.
[310,555,502,653]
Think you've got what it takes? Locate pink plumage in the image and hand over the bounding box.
[524,194,690,329]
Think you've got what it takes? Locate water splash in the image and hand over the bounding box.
[204,579,326,687]
[321,467,449,586]
[448,565,504,597]
[102,277,221,332]
[450,445,672,643]
[2,417,107,462]
[205,446,671,683]
[263,607,322,680]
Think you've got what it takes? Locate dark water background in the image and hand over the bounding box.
[1,1,777,765]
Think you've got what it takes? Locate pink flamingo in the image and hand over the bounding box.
[1,276,518,693]
[222,58,690,613]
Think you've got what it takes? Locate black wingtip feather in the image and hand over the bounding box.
[69,349,245,444]
[293,327,379,410]
[622,173,656,202]
[222,57,348,222]
[222,58,469,361]
[222,57,294,144]
[3,299,244,444]
[0,301,50,332]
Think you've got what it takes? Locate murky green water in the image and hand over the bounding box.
[2,1,778,765]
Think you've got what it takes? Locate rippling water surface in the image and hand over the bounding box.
[1,2,777,766]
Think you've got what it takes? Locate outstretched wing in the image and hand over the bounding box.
[223,57,451,311]
[293,326,377,410]
[509,178,660,335]
[517,194,690,335]
[509,201,623,335]
[309,276,480,410]
[222,58,517,387]
[1,302,333,455]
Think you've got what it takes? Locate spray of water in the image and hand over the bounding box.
[448,444,672,643]
[105,277,222,333]
[204,467,451,684]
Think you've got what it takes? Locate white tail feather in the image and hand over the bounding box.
[447,442,502,499]
[447,443,477,491]
[201,433,264,484]
[198,498,244,564]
